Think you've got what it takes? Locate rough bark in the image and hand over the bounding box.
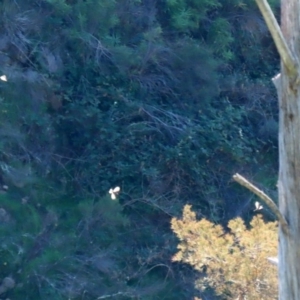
[277,67,300,300]
[233,0,300,298]
[257,0,300,299]
[277,1,300,299]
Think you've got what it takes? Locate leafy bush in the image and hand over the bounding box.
[172,205,278,299]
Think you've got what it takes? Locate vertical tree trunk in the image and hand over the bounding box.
[278,71,300,299]
[278,1,300,298]
[254,0,300,298]
[235,0,300,298]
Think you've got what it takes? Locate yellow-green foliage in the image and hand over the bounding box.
[171,205,278,299]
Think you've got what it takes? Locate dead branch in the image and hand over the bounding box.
[233,173,289,234]
[255,0,298,76]
[97,291,133,299]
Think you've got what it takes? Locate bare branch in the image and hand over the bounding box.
[255,0,298,76]
[267,256,278,266]
[97,291,133,299]
[233,173,289,234]
[272,73,281,96]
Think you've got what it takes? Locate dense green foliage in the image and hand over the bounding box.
[0,0,279,299]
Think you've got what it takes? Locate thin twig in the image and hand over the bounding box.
[272,73,281,97]
[97,292,132,299]
[233,173,289,235]
[267,256,278,266]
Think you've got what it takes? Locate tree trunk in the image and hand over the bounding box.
[278,69,300,299]
[256,0,300,298]
[278,2,300,298]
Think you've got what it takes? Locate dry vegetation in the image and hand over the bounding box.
[172,205,278,299]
